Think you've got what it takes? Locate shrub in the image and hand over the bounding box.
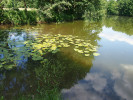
[2,10,38,25]
[107,0,118,15]
[118,0,133,16]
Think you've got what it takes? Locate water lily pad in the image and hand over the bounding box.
[77,50,84,53]
[51,44,57,50]
[85,54,90,56]
[93,53,100,56]
[74,48,79,51]
[0,32,99,70]
[84,51,89,53]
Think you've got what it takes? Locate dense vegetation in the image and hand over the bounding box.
[0,0,106,25]
[0,0,133,25]
[107,0,133,16]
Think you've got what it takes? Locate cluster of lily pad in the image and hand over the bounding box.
[0,33,100,69]
[25,34,100,57]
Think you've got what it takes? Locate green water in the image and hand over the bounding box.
[0,16,133,100]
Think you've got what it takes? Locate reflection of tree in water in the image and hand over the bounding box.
[104,16,133,36]
[83,21,102,45]
[0,30,9,42]
[0,51,94,100]
[0,30,9,64]
[0,21,101,99]
[0,30,34,99]
[31,20,102,45]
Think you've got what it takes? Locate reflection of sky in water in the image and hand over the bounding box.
[8,32,28,69]
[0,31,35,95]
[100,26,133,45]
[0,30,53,97]
[114,64,133,100]
[62,26,133,100]
[0,54,4,59]
[8,32,27,42]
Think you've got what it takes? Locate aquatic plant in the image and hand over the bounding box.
[25,33,100,57]
[0,33,100,70]
[15,88,62,100]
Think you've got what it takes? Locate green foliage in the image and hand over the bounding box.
[107,0,133,17]
[84,0,107,21]
[16,88,62,100]
[39,0,107,22]
[1,0,133,24]
[1,0,15,8]
[39,1,72,23]
[4,10,22,25]
[0,30,99,70]
[118,0,133,16]
[2,10,37,25]
[0,0,108,24]
[0,96,4,100]
[107,0,118,15]
[0,10,3,24]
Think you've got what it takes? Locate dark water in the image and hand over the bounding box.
[0,16,133,100]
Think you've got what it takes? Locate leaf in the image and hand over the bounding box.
[52,49,59,54]
[77,50,84,53]
[4,64,15,70]
[84,51,89,53]
[38,50,43,55]
[74,48,79,51]
[0,64,2,68]
[51,44,57,50]
[85,54,90,56]
[57,45,62,47]
[93,53,100,56]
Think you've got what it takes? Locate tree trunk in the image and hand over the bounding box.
[23,0,27,11]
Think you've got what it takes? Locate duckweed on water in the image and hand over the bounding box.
[0,33,100,69]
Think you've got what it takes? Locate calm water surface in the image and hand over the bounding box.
[0,16,133,100]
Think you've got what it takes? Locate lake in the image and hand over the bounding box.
[0,16,133,100]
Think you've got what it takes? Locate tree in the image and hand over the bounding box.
[118,0,133,16]
[107,0,118,15]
